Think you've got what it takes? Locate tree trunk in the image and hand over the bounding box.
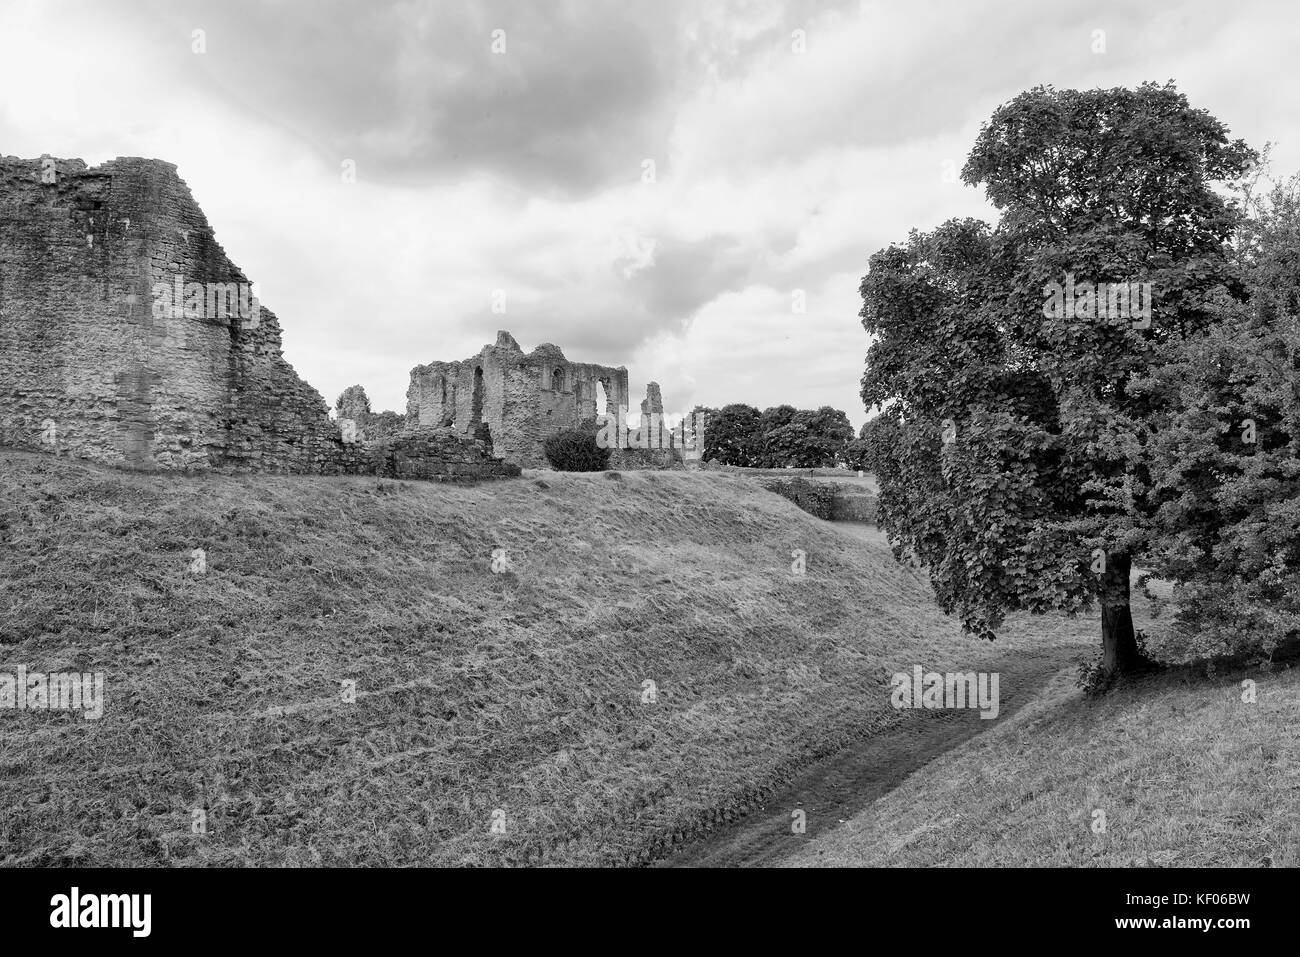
[1100,552,1147,675]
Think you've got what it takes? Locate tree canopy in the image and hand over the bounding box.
[860,82,1258,677]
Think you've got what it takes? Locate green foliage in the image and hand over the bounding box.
[544,422,610,472]
[758,404,799,438]
[704,403,853,467]
[761,407,855,468]
[1139,172,1300,658]
[843,437,872,471]
[333,385,405,439]
[861,82,1257,665]
[703,404,763,465]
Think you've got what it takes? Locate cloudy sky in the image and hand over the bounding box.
[2,0,1296,427]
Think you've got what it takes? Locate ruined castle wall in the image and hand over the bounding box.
[224,303,346,473]
[1,157,231,468]
[407,359,462,430]
[372,428,521,482]
[494,358,540,467]
[0,155,353,473]
[405,334,629,468]
[571,363,627,425]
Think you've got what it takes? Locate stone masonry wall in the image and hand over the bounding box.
[608,381,687,470]
[407,330,631,468]
[371,429,522,482]
[759,476,879,522]
[0,154,346,471]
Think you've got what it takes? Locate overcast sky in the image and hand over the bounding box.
[2,0,1297,428]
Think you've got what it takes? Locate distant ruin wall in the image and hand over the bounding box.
[335,384,407,442]
[759,477,879,522]
[371,429,521,482]
[608,381,688,470]
[408,330,631,468]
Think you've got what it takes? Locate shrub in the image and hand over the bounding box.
[544,425,610,472]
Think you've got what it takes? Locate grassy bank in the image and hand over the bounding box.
[787,665,1298,867]
[0,450,1069,866]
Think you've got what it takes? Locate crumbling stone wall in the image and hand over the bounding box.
[371,429,521,482]
[335,384,406,441]
[0,154,349,471]
[608,382,688,470]
[1,154,506,484]
[407,330,631,468]
[759,477,879,522]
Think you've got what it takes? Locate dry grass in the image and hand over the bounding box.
[0,451,1071,867]
[787,664,1299,867]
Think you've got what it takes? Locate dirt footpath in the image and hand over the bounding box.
[657,633,1077,868]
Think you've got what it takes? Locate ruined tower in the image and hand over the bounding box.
[407,331,630,468]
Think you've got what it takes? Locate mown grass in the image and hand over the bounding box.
[787,663,1298,867]
[0,450,1074,867]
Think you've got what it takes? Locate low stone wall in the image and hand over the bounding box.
[608,447,684,470]
[758,477,839,520]
[830,488,878,522]
[758,477,877,523]
[369,429,522,482]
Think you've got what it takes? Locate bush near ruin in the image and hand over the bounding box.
[543,423,610,472]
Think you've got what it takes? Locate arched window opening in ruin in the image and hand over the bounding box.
[436,376,446,404]
[552,367,565,392]
[471,366,484,426]
[596,378,609,418]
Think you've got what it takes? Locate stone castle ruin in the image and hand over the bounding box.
[0,154,517,481]
[0,154,686,478]
[407,332,631,468]
[405,332,699,469]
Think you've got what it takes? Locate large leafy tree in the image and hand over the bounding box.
[763,407,855,467]
[843,420,876,470]
[755,405,799,466]
[860,83,1256,678]
[1140,172,1300,657]
[703,403,763,465]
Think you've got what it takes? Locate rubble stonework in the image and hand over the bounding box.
[335,384,406,442]
[407,331,633,468]
[0,154,511,482]
[607,381,689,470]
[371,429,521,482]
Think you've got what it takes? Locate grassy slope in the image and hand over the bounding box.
[788,665,1300,867]
[0,450,1073,866]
